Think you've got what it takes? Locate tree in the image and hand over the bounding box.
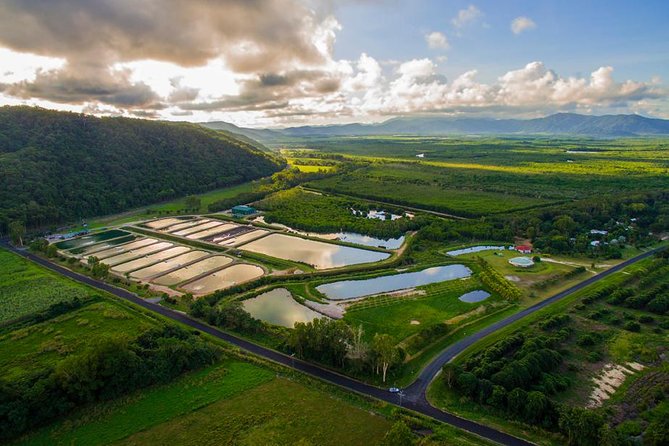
[8,220,25,246]
[380,422,414,446]
[184,195,201,211]
[371,333,399,383]
[558,406,604,446]
[441,363,460,389]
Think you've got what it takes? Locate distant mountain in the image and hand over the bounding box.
[200,121,283,147]
[201,113,669,142]
[0,106,284,231]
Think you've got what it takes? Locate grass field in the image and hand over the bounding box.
[0,300,156,382]
[19,361,392,446]
[0,249,91,324]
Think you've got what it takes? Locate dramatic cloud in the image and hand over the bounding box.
[0,0,339,108]
[452,5,482,29]
[425,32,449,50]
[0,1,664,124]
[511,16,537,34]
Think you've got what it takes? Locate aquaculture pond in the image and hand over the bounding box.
[316,264,472,300]
[180,264,264,294]
[239,233,389,269]
[131,250,209,279]
[458,290,491,303]
[91,238,159,259]
[242,288,322,328]
[101,242,172,266]
[152,256,233,286]
[335,232,404,250]
[446,245,506,256]
[111,246,190,273]
[69,234,137,255]
[54,230,130,250]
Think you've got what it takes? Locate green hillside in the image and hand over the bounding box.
[0,106,284,232]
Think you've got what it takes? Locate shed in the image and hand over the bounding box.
[231,205,256,216]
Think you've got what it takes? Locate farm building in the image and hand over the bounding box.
[231,205,256,216]
[515,245,532,254]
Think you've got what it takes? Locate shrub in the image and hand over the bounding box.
[623,321,641,332]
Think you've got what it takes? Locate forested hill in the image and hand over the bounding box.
[0,106,284,231]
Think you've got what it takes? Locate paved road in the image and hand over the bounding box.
[3,241,663,446]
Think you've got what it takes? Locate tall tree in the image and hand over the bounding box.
[8,220,25,246]
[372,333,399,383]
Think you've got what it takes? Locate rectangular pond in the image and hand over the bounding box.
[186,223,238,240]
[152,255,233,286]
[101,242,173,266]
[131,250,210,279]
[335,232,404,250]
[171,220,223,236]
[54,230,130,250]
[91,238,160,259]
[239,233,390,269]
[111,246,191,273]
[242,288,323,328]
[144,217,190,230]
[180,264,264,294]
[316,264,472,300]
[69,234,137,255]
[218,229,270,246]
[164,219,209,233]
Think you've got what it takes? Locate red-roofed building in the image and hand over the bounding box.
[515,245,532,254]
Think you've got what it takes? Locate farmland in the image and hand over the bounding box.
[428,254,669,445]
[0,249,91,324]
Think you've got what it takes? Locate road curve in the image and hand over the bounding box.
[404,246,665,398]
[2,241,662,446]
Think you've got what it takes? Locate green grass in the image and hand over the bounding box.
[115,378,390,446]
[18,361,274,446]
[0,300,156,381]
[0,249,91,324]
[344,277,498,343]
[310,166,556,216]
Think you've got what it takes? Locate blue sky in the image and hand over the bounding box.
[0,0,667,125]
[333,0,668,82]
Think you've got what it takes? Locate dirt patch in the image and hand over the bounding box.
[587,362,645,408]
[446,305,486,325]
[505,275,521,282]
[410,320,421,325]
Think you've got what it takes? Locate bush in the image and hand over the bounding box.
[623,321,641,332]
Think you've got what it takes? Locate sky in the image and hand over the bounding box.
[0,0,667,127]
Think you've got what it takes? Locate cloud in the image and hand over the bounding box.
[425,32,449,50]
[511,16,537,34]
[354,59,662,118]
[0,0,340,109]
[452,5,482,29]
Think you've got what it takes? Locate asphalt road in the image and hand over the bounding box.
[3,241,663,446]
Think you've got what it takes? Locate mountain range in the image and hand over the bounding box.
[201,113,669,142]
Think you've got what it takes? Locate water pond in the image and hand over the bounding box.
[132,250,209,279]
[242,288,322,328]
[239,233,389,269]
[101,242,173,266]
[458,290,491,303]
[54,230,130,250]
[446,245,506,256]
[180,264,264,294]
[335,232,404,250]
[111,246,190,273]
[69,234,137,255]
[153,255,233,286]
[316,264,472,300]
[91,238,159,259]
